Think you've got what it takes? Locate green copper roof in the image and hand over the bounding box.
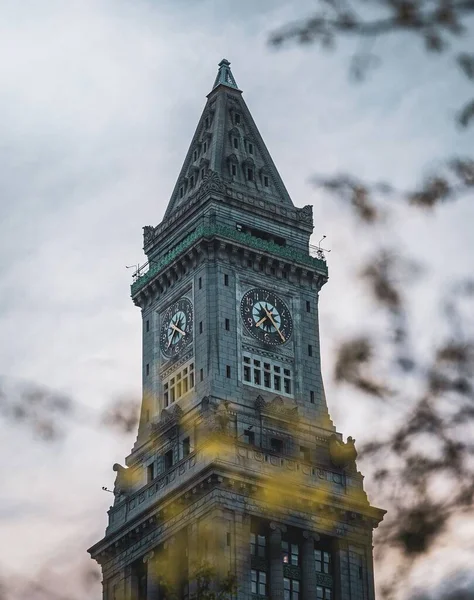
[212,58,239,90]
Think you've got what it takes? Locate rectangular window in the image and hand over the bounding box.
[306,300,311,312]
[201,168,205,179]
[146,320,149,332]
[225,318,230,331]
[315,550,331,574]
[203,142,207,153]
[198,276,202,289]
[250,533,266,557]
[233,137,238,149]
[193,150,197,161]
[308,344,313,357]
[316,586,332,600]
[199,321,203,334]
[310,390,315,404]
[251,570,266,596]
[264,175,269,187]
[242,352,293,397]
[146,363,150,376]
[226,365,231,378]
[284,578,300,600]
[162,362,194,403]
[235,113,241,124]
[300,446,310,462]
[248,142,253,154]
[271,438,283,453]
[243,428,255,445]
[224,273,229,286]
[182,437,190,458]
[247,168,254,181]
[282,543,299,566]
[231,163,237,177]
[179,186,184,198]
[164,449,173,470]
[147,463,155,483]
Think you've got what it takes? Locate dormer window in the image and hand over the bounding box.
[193,150,198,162]
[179,186,184,199]
[264,175,269,187]
[248,142,254,155]
[247,167,254,182]
[203,142,207,153]
[233,137,239,149]
[231,163,237,177]
[235,113,241,125]
[201,168,205,180]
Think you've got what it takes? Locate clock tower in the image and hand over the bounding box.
[89,59,385,600]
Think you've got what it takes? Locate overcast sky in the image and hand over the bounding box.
[0,0,473,597]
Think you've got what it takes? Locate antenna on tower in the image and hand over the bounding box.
[310,235,331,261]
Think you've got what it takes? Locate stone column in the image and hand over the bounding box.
[269,522,286,600]
[236,513,251,600]
[187,523,199,598]
[302,531,320,600]
[123,565,138,600]
[143,551,160,600]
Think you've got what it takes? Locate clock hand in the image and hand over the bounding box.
[255,315,267,328]
[263,306,285,342]
[167,327,177,348]
[170,323,186,336]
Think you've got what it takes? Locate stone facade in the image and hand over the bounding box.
[88,59,385,600]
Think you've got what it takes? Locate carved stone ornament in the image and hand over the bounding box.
[328,434,358,468]
[198,169,226,199]
[296,204,313,223]
[143,225,155,246]
[254,395,266,412]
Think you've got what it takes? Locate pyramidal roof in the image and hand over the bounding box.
[164,59,293,218]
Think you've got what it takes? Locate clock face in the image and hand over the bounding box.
[160,297,194,358]
[240,288,293,346]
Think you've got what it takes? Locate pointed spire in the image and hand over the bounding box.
[212,58,239,91]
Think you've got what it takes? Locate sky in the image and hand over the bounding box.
[0,0,473,597]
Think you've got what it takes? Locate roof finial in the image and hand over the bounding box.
[212,58,239,91]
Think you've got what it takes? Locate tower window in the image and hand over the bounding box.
[264,175,269,187]
[243,428,255,445]
[316,587,332,600]
[205,117,209,128]
[201,168,205,179]
[234,113,241,124]
[242,352,293,397]
[306,300,311,312]
[250,533,266,557]
[163,362,194,405]
[271,438,283,453]
[179,186,184,199]
[282,542,299,566]
[315,549,331,574]
[200,368,204,382]
[164,449,173,470]
[146,363,150,376]
[146,320,149,332]
[251,570,266,596]
[231,163,237,177]
[284,577,300,600]
[203,141,207,153]
[198,276,202,290]
[247,168,254,182]
[310,390,315,404]
[308,344,313,357]
[193,150,197,161]
[226,365,231,378]
[233,137,238,149]
[199,321,203,334]
[182,437,191,458]
[225,318,230,331]
[224,273,229,286]
[248,142,253,154]
[147,462,155,483]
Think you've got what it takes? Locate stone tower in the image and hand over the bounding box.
[89,59,385,600]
